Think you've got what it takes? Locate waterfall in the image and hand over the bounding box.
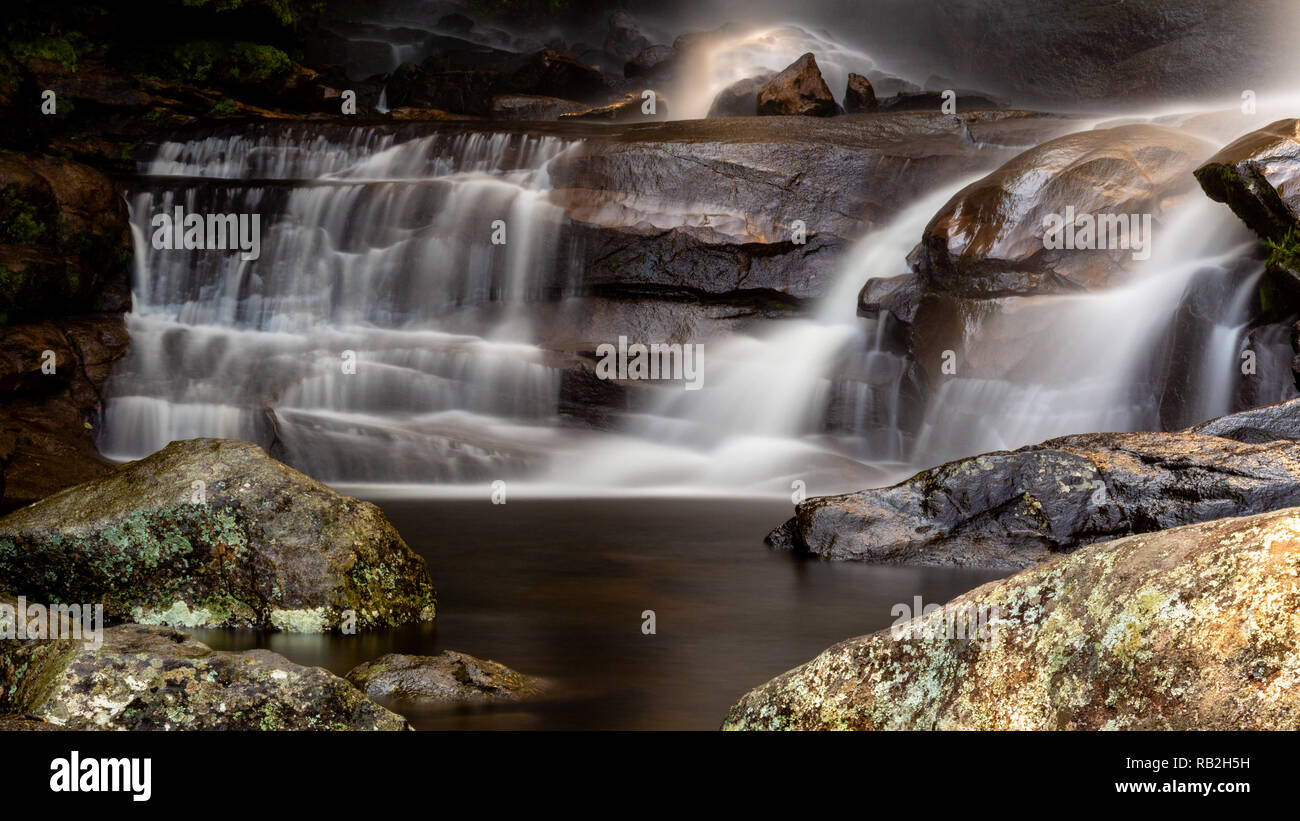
[910,199,1262,467]
[103,128,580,483]
[102,118,1296,497]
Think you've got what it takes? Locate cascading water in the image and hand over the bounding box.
[103,110,1296,497]
[103,129,581,483]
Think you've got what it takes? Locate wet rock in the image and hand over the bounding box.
[857,274,921,322]
[773,427,1300,568]
[545,111,1073,300]
[843,73,877,113]
[558,90,667,122]
[728,505,1300,730]
[909,124,1215,299]
[490,94,589,121]
[1195,118,1300,243]
[706,73,774,117]
[6,622,409,730]
[1189,395,1300,443]
[624,45,676,79]
[346,651,547,703]
[0,438,436,630]
[756,53,839,117]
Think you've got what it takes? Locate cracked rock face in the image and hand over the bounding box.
[346,651,547,704]
[771,399,1300,568]
[0,438,436,631]
[6,621,409,730]
[728,505,1300,730]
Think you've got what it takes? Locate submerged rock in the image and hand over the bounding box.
[346,651,547,703]
[773,421,1300,568]
[0,439,436,631]
[756,53,839,117]
[3,620,408,730]
[729,506,1300,730]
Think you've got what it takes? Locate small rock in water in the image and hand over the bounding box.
[346,651,547,703]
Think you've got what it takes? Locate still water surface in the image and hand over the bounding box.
[195,498,1007,730]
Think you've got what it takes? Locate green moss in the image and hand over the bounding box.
[161,40,291,85]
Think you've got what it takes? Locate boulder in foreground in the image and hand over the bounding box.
[1,614,408,730]
[729,506,1300,730]
[0,439,436,631]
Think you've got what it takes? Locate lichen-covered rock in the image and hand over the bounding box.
[727,506,1300,730]
[0,592,83,715]
[773,425,1300,568]
[26,624,408,730]
[346,651,547,703]
[0,438,436,631]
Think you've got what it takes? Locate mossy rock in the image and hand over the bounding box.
[727,505,1300,730]
[15,622,410,730]
[0,438,436,631]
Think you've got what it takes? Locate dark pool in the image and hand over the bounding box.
[193,498,1007,730]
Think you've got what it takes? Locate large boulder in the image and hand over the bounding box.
[0,439,436,631]
[1194,118,1300,243]
[545,111,1074,301]
[756,53,839,117]
[907,124,1215,300]
[728,505,1300,730]
[346,651,547,703]
[1,614,408,730]
[771,421,1300,568]
[706,73,774,117]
